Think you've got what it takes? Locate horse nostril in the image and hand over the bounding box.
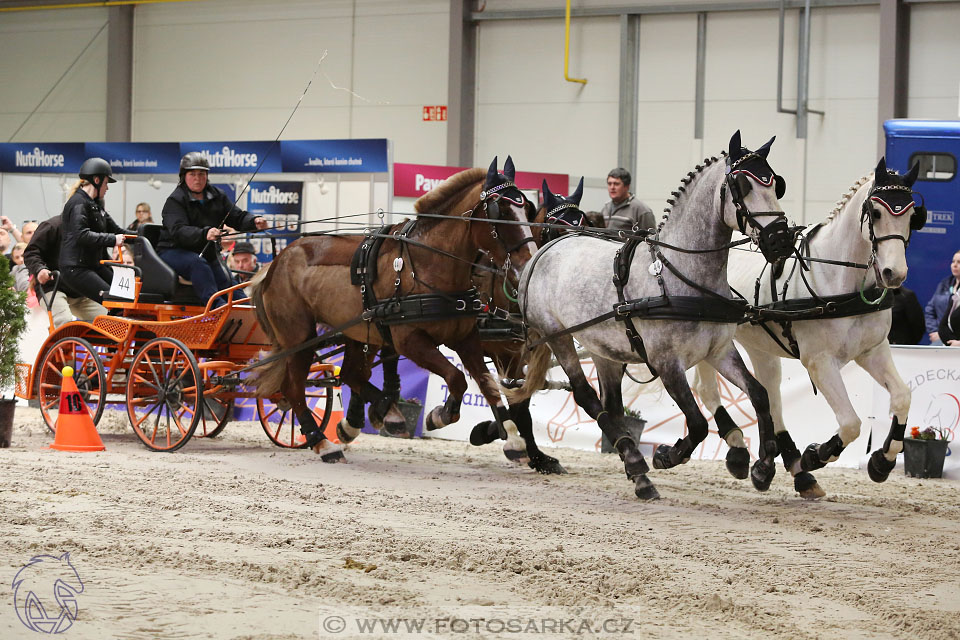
[881,267,896,284]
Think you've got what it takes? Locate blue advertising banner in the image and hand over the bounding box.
[0,143,85,173]
[85,142,181,174]
[180,141,281,173]
[242,180,302,264]
[280,138,388,173]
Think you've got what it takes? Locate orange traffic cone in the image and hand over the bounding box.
[50,366,105,452]
[323,387,344,444]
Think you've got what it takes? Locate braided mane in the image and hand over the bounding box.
[826,173,873,223]
[414,168,484,216]
[658,152,726,233]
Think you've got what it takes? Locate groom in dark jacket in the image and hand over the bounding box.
[159,152,267,304]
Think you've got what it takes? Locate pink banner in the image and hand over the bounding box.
[394,162,568,199]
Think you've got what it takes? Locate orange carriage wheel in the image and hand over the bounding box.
[255,369,334,449]
[126,337,202,452]
[195,367,232,439]
[37,337,106,434]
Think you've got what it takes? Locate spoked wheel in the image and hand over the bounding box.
[196,395,232,438]
[126,337,202,452]
[37,337,106,434]
[256,370,335,449]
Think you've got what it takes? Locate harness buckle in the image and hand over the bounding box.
[456,299,467,312]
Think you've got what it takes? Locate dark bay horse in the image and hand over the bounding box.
[466,178,590,475]
[251,158,536,462]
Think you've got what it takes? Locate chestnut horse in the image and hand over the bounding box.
[251,158,536,462]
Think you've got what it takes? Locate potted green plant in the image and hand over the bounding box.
[380,397,422,439]
[903,426,952,479]
[0,254,28,447]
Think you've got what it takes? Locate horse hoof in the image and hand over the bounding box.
[469,421,498,446]
[424,407,446,431]
[750,459,775,492]
[529,455,568,475]
[336,419,361,444]
[633,475,661,500]
[794,471,825,499]
[867,449,896,483]
[312,440,344,462]
[725,446,750,480]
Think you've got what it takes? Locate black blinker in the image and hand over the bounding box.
[486,198,500,220]
[774,175,786,200]
[734,173,753,198]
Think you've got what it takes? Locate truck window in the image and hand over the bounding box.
[909,152,956,181]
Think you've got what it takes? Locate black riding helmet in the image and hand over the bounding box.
[78,157,117,193]
[179,152,210,183]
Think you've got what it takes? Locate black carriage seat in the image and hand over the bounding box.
[136,223,231,306]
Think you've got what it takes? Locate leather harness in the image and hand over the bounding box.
[350,219,482,346]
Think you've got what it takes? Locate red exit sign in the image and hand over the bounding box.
[422,106,447,121]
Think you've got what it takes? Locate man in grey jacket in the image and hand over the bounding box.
[600,168,655,232]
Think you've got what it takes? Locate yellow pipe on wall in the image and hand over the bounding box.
[0,0,203,12]
[564,0,587,85]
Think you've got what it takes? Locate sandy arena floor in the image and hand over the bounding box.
[1,407,958,640]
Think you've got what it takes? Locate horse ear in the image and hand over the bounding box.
[728,131,742,161]
[905,161,920,187]
[571,177,584,204]
[486,157,499,186]
[756,136,776,158]
[541,179,554,202]
[875,157,889,185]
[504,155,516,181]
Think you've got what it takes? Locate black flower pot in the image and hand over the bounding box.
[380,401,422,438]
[903,438,949,479]
[601,415,646,454]
[0,398,15,448]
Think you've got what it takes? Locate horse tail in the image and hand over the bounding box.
[248,264,287,397]
[502,335,552,404]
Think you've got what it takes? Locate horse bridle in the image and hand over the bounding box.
[720,152,794,262]
[861,181,926,250]
[478,180,538,254]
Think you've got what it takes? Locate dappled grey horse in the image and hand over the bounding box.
[507,132,794,499]
[693,158,923,498]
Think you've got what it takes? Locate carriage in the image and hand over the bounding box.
[13,224,337,452]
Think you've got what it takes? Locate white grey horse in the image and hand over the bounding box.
[692,158,923,498]
[507,132,794,499]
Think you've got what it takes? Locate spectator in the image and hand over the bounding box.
[599,168,655,233]
[21,221,38,245]
[923,249,960,345]
[113,242,136,267]
[229,240,258,282]
[0,228,10,267]
[1,215,22,244]
[127,202,153,233]
[939,289,960,346]
[10,242,29,292]
[888,286,925,345]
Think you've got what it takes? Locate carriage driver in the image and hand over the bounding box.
[59,157,126,304]
[158,152,268,305]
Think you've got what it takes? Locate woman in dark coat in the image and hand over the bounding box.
[938,291,960,346]
[59,157,125,304]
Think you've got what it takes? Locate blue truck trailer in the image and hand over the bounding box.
[884,120,960,342]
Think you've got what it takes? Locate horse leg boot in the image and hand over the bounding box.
[798,358,861,473]
[285,350,343,462]
[691,363,750,479]
[776,430,825,499]
[453,331,528,464]
[512,399,566,475]
[335,341,376,444]
[652,364,712,470]
[705,347,778,491]
[591,357,657,499]
[337,392,367,444]
[377,346,408,437]
[856,343,911,483]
